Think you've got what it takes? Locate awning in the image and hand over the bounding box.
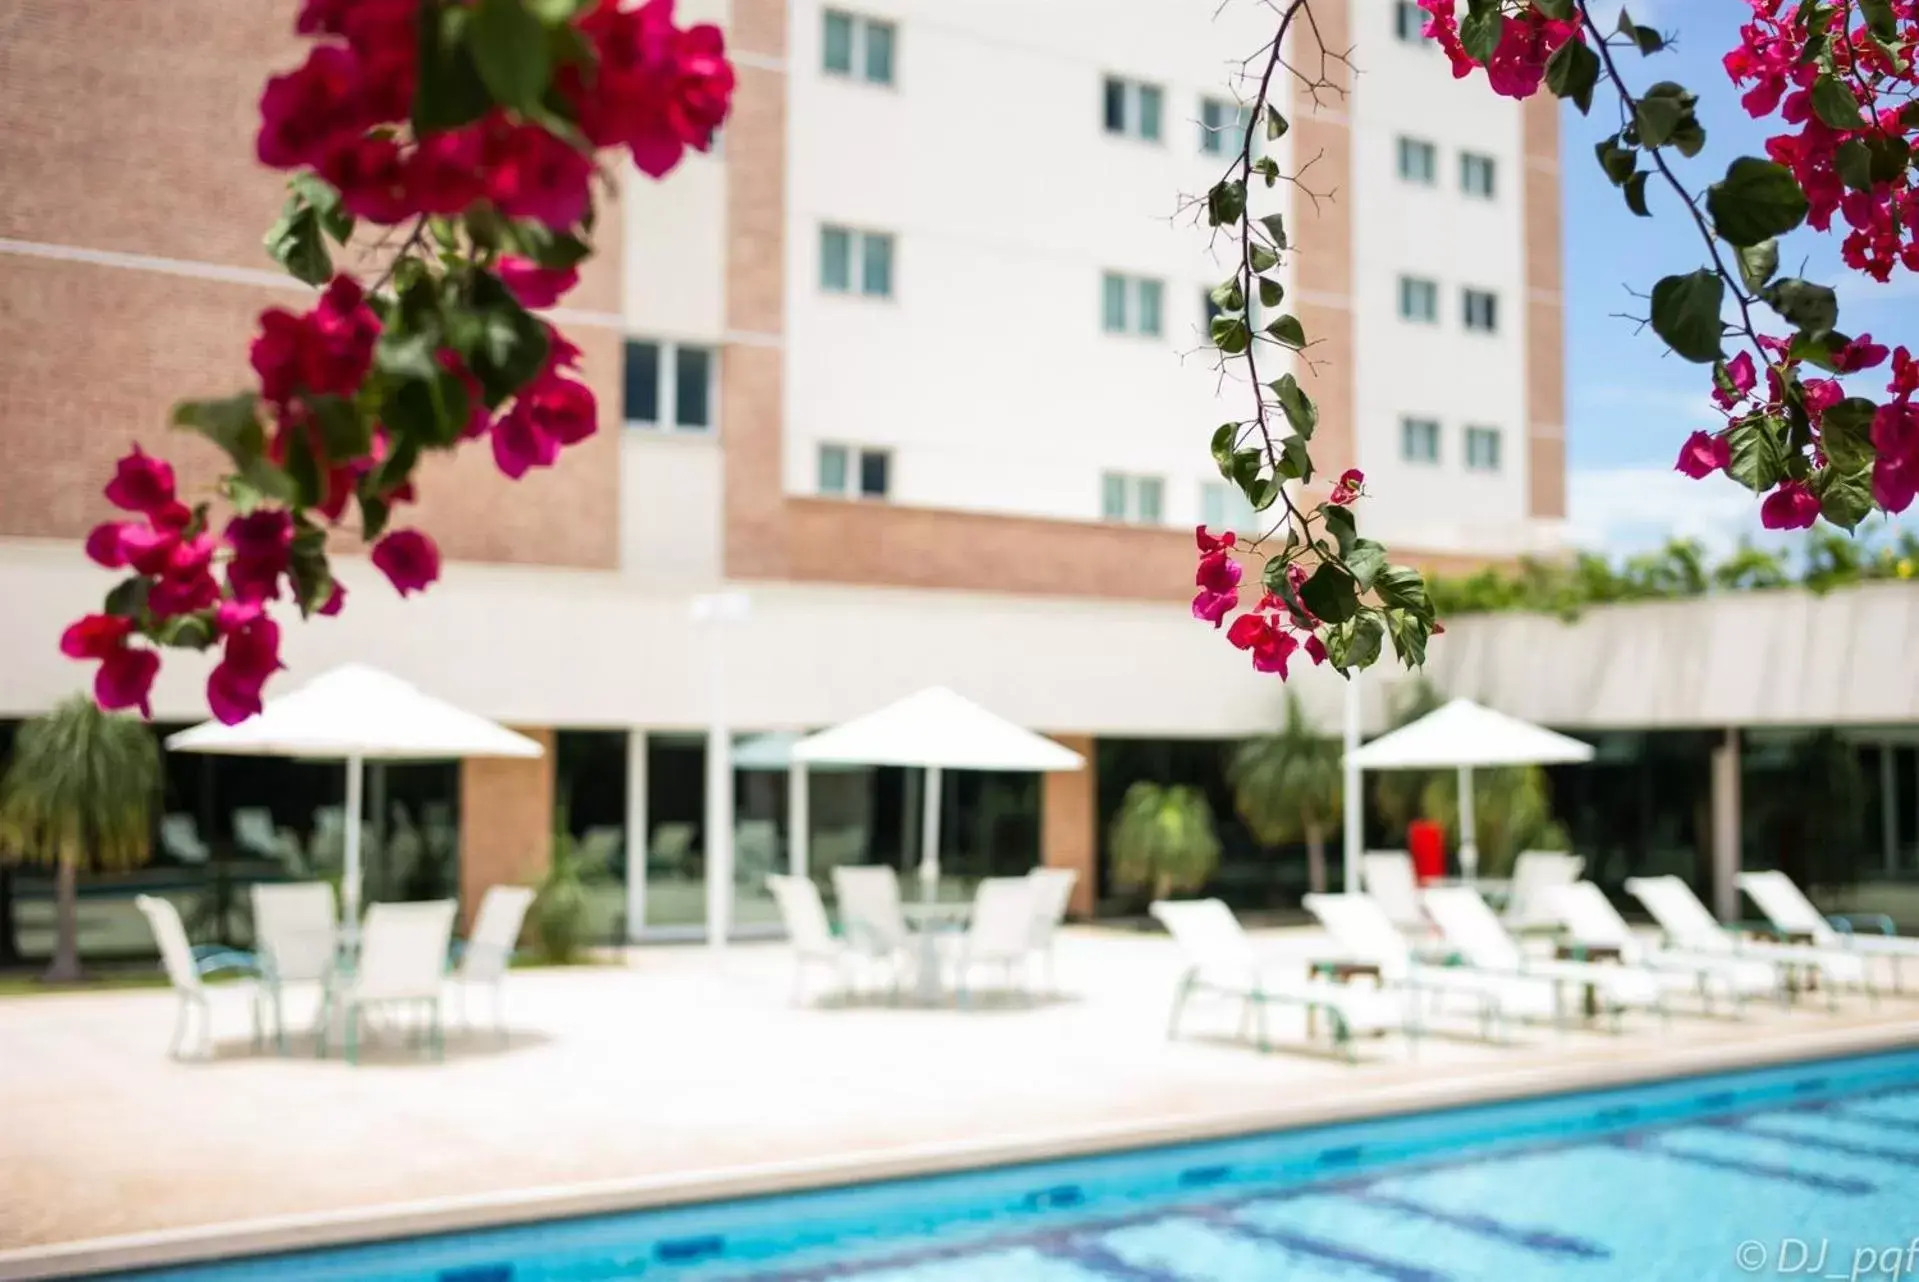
[1346,698,1594,770]
[791,686,1084,773]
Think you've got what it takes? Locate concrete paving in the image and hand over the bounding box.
[1,926,1914,1261]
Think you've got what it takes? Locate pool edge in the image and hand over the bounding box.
[5,1021,1916,1281]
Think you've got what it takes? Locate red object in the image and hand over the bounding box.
[1408,820,1446,884]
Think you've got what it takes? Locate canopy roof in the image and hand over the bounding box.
[1345,698,1594,771]
[165,664,545,761]
[791,686,1084,772]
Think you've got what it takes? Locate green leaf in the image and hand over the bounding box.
[1460,0,1502,62]
[154,614,216,650]
[1595,136,1637,186]
[1818,397,1877,473]
[1278,434,1313,484]
[1788,329,1851,373]
[1210,279,1245,312]
[369,430,422,499]
[1634,84,1687,147]
[308,394,371,462]
[103,576,149,621]
[1861,0,1898,39]
[1810,73,1867,130]
[1257,212,1288,250]
[466,270,551,405]
[1617,8,1665,54]
[1271,374,1317,438]
[504,222,593,270]
[1835,138,1874,191]
[470,0,552,111]
[1327,611,1386,672]
[1726,414,1790,493]
[1267,314,1306,349]
[1706,157,1808,247]
[1624,172,1651,216]
[1210,423,1239,475]
[1207,179,1247,227]
[1253,156,1281,187]
[289,173,354,244]
[1374,566,1433,620]
[1669,116,1707,159]
[1812,466,1874,531]
[287,517,334,618]
[1210,315,1251,355]
[1762,277,1839,338]
[1866,133,1912,183]
[1265,105,1289,141]
[385,363,471,447]
[1258,277,1284,309]
[414,2,492,132]
[526,0,589,19]
[1385,606,1431,667]
[1300,563,1360,625]
[264,204,331,287]
[1265,556,1307,616]
[1649,270,1725,364]
[1737,239,1779,293]
[173,394,265,463]
[376,331,442,384]
[1247,478,1278,512]
[1545,38,1599,115]
[1530,0,1575,19]
[1320,504,1357,557]
[1345,538,1388,593]
[1249,243,1279,273]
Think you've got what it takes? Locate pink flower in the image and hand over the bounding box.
[117,522,180,577]
[521,371,598,446]
[490,402,562,479]
[321,133,413,224]
[1837,334,1890,373]
[371,529,440,597]
[1330,468,1364,506]
[95,646,161,719]
[437,350,492,439]
[1195,526,1236,554]
[1304,635,1328,666]
[407,127,487,215]
[569,0,736,178]
[207,615,283,726]
[484,123,593,232]
[307,276,381,395]
[498,257,580,309]
[103,446,176,515]
[1759,480,1821,530]
[224,509,294,604]
[1713,352,1757,410]
[85,521,133,569]
[60,614,133,661]
[1191,588,1237,627]
[1195,550,1242,595]
[1674,431,1731,479]
[256,46,362,170]
[317,581,347,617]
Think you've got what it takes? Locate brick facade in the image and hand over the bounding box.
[1041,735,1099,918]
[458,728,557,933]
[1524,93,1568,521]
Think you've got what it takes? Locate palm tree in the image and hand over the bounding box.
[1418,765,1569,879]
[1374,679,1445,842]
[1228,692,1342,895]
[0,696,161,982]
[1108,782,1220,902]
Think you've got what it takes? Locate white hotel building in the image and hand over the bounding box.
[0,0,1565,950]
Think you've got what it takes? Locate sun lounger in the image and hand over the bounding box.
[1625,875,1873,1008]
[1503,851,1585,932]
[136,895,275,1059]
[1739,870,1918,993]
[1150,898,1414,1061]
[1543,881,1779,1013]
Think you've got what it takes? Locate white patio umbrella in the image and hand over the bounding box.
[1344,697,1593,880]
[165,663,544,928]
[790,686,1083,900]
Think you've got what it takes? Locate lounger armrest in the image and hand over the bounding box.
[1732,919,1792,940]
[191,946,261,980]
[1828,913,1896,937]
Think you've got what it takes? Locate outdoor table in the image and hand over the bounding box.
[1306,959,1385,1040]
[900,900,971,1004]
[1553,940,1622,1019]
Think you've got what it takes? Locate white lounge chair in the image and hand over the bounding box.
[1739,869,1919,993]
[949,877,1040,1005]
[448,885,534,1040]
[1303,892,1562,1041]
[1150,898,1412,1060]
[1361,852,1440,944]
[1503,851,1585,932]
[136,895,275,1059]
[833,865,915,985]
[160,813,210,866]
[1025,866,1078,994]
[233,807,303,873]
[1422,887,1673,1029]
[1627,874,1873,1008]
[768,873,882,1003]
[250,882,340,1032]
[1543,881,1779,1013]
[320,900,457,1064]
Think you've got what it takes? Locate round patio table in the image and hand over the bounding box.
[900,900,971,1005]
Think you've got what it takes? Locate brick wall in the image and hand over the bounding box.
[458,728,557,932]
[1042,735,1099,918]
[1524,93,1567,521]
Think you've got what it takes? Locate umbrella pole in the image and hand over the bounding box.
[343,753,364,942]
[1456,764,1478,883]
[919,765,942,904]
[1342,672,1362,894]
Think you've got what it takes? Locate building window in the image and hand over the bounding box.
[818,444,891,498]
[1101,272,1164,337]
[1199,97,1250,156]
[1465,426,1502,472]
[1463,287,1499,333]
[1398,136,1437,184]
[1461,151,1497,198]
[1401,417,1440,463]
[1201,481,1258,534]
[1397,276,1438,324]
[1101,473,1164,524]
[625,339,715,431]
[1394,0,1426,42]
[1102,76,1163,142]
[822,10,895,86]
[821,225,895,298]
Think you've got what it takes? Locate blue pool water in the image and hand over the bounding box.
[125,1050,1919,1282]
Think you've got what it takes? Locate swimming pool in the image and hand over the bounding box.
[121,1049,1919,1281]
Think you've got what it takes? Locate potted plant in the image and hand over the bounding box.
[1108,782,1221,902]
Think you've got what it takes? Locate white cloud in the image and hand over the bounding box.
[1566,466,1769,556]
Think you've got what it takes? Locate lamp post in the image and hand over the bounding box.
[692,590,751,951]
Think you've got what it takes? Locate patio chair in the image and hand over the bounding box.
[1303,892,1561,1041]
[1150,898,1413,1061]
[448,885,534,1041]
[832,865,914,984]
[948,877,1040,1005]
[1739,870,1919,993]
[1503,851,1585,933]
[1626,875,1873,1008]
[160,813,210,866]
[251,882,340,1032]
[233,807,305,874]
[1360,852,1436,941]
[1421,887,1674,1030]
[769,873,877,1003]
[650,822,698,875]
[135,895,275,1059]
[320,899,458,1064]
[735,820,779,887]
[578,826,624,872]
[1024,866,1078,995]
[1543,881,1779,1013]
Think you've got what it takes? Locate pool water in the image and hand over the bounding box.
[126,1050,1919,1282]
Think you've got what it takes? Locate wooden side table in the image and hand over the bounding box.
[1554,942,1621,1018]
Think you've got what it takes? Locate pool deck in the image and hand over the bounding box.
[2,926,1916,1279]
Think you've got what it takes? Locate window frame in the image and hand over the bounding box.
[1462,287,1499,333]
[1198,96,1249,157]
[1460,151,1497,199]
[818,443,892,500]
[1397,136,1438,185]
[1100,472,1168,525]
[1464,425,1503,472]
[822,9,895,86]
[624,337,717,434]
[1397,275,1439,324]
[1393,0,1426,43]
[1400,417,1441,464]
[1102,272,1166,338]
[1102,75,1165,143]
[1200,480,1258,534]
[821,224,896,299]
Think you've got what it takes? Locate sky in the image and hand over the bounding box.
[1557,0,1918,555]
